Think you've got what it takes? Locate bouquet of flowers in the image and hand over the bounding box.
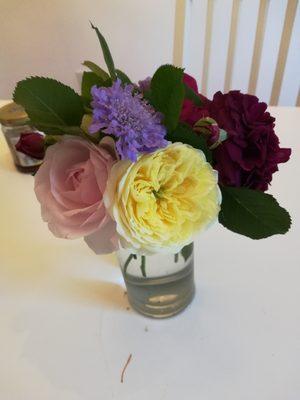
[13,24,291,259]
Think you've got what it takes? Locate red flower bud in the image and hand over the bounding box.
[15,132,45,160]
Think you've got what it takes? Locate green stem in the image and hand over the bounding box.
[123,254,135,276]
[140,255,146,277]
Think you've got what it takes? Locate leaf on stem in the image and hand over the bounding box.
[90,22,116,80]
[150,64,185,132]
[83,60,110,81]
[219,186,291,239]
[13,77,84,127]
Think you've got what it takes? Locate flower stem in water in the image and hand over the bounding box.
[124,254,135,275]
[140,255,146,277]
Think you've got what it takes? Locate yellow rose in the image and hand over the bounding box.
[104,143,221,254]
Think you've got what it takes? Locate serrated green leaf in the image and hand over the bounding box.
[82,61,110,81]
[13,77,84,127]
[181,243,194,262]
[219,186,291,239]
[184,83,203,106]
[167,123,212,163]
[81,72,99,100]
[90,22,116,80]
[150,64,185,132]
[116,69,132,84]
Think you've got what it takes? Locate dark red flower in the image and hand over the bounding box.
[180,73,209,126]
[15,132,45,160]
[207,91,291,191]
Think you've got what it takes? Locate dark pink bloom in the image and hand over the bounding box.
[180,73,209,126]
[207,91,291,191]
[15,132,45,159]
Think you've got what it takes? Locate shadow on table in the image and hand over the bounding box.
[59,277,129,311]
[1,243,130,313]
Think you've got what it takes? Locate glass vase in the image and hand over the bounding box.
[117,243,195,318]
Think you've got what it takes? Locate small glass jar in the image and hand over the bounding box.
[117,243,195,318]
[0,102,43,173]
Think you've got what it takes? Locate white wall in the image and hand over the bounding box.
[1,0,299,105]
[0,0,176,98]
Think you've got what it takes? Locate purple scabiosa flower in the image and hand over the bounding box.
[89,79,168,161]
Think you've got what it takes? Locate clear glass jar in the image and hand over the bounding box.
[0,102,43,173]
[117,243,195,318]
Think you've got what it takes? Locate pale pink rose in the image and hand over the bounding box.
[34,136,119,254]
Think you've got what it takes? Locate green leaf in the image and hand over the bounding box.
[167,123,212,163]
[90,22,116,80]
[142,89,152,102]
[81,72,100,101]
[82,60,110,81]
[184,83,203,107]
[181,243,194,262]
[219,186,291,239]
[150,64,185,132]
[116,69,132,84]
[13,77,84,127]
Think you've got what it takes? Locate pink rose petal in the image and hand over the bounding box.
[34,136,119,253]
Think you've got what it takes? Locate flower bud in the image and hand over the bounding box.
[15,132,45,159]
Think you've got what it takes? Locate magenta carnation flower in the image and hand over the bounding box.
[89,79,168,161]
[180,73,209,126]
[207,91,291,191]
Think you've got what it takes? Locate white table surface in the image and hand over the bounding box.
[0,100,299,400]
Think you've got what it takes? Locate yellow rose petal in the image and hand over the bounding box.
[105,143,221,254]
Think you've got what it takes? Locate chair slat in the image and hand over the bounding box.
[224,0,240,93]
[256,0,288,104]
[206,0,233,98]
[248,0,270,95]
[201,0,214,95]
[270,0,299,105]
[173,0,187,67]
